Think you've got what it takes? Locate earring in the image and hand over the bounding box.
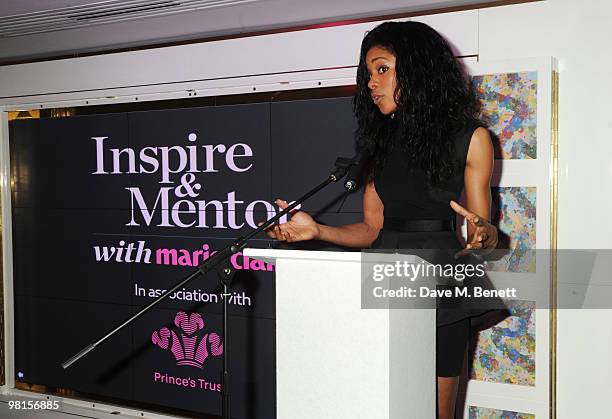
[390,112,395,119]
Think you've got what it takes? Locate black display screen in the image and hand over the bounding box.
[10,95,362,418]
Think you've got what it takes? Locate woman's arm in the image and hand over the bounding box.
[464,127,494,241]
[451,126,498,253]
[266,181,384,248]
[317,181,384,247]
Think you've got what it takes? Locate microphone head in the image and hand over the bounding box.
[344,179,359,191]
[343,149,371,192]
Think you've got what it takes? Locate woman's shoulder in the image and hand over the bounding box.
[452,119,486,160]
[466,126,493,168]
[455,119,485,138]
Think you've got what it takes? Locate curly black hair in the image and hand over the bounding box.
[353,21,481,185]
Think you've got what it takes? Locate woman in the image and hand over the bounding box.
[266,21,503,419]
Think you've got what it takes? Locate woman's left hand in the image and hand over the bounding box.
[450,200,498,259]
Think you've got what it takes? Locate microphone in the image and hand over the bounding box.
[344,149,371,192]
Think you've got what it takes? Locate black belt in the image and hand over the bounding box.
[383,218,455,232]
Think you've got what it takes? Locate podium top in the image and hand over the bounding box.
[243,248,361,265]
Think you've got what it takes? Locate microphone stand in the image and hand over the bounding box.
[62,155,358,419]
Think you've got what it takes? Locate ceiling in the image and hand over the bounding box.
[0,0,506,64]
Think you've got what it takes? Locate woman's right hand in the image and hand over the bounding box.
[262,199,320,242]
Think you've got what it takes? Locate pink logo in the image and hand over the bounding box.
[152,312,223,368]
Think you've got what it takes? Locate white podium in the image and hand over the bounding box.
[243,248,436,419]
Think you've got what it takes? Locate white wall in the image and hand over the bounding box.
[0,11,478,107]
[479,1,612,417]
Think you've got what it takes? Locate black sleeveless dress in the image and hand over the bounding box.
[371,121,509,328]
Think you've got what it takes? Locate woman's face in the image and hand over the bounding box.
[365,45,398,115]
